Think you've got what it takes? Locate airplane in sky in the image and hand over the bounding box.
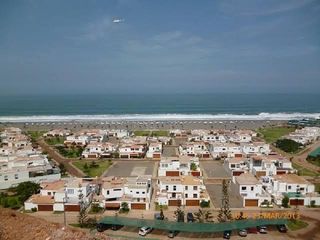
[112,18,125,23]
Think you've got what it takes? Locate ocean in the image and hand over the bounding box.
[0,93,319,122]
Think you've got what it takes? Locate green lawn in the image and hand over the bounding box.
[27,131,46,141]
[287,219,308,231]
[293,163,320,177]
[73,160,112,177]
[134,130,151,136]
[151,130,169,137]
[55,146,83,158]
[45,136,65,145]
[257,126,296,143]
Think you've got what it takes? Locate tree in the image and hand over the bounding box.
[174,207,185,222]
[59,163,67,176]
[235,211,247,220]
[119,202,129,213]
[194,209,213,223]
[217,180,233,222]
[190,162,197,171]
[160,208,165,220]
[275,139,302,153]
[282,196,289,208]
[16,182,40,202]
[200,200,210,208]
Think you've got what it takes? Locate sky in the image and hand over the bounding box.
[0,0,319,95]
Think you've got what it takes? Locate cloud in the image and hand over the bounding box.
[220,0,315,16]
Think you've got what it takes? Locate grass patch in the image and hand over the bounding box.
[26,131,46,142]
[287,219,308,231]
[134,130,151,136]
[307,156,320,167]
[55,146,83,158]
[293,163,319,177]
[73,160,112,177]
[258,126,296,143]
[151,130,169,137]
[45,136,65,145]
[155,203,168,211]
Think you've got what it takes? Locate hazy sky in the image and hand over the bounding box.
[0,0,319,95]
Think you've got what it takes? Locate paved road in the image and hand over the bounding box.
[292,141,320,172]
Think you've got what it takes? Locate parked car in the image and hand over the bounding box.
[257,226,267,234]
[139,226,153,236]
[277,224,288,233]
[168,230,179,238]
[247,227,258,234]
[111,225,123,231]
[223,230,232,239]
[238,229,247,237]
[96,223,109,232]
[187,212,194,222]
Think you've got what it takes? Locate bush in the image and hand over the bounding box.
[200,200,210,208]
[90,203,103,213]
[282,196,289,208]
[119,202,129,213]
[275,139,302,153]
[31,207,37,212]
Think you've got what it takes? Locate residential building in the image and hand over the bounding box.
[156,175,210,207]
[231,173,271,207]
[81,142,117,158]
[158,156,201,177]
[179,142,210,158]
[146,142,162,159]
[101,175,152,210]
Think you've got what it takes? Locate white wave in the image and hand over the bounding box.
[0,113,319,122]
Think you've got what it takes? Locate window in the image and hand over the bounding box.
[288,186,291,190]
[173,186,176,191]
[193,186,197,190]
[107,190,110,195]
[166,185,169,191]
[48,192,51,196]
[241,186,247,191]
[230,164,236,168]
[142,192,145,194]
[185,186,188,190]
[67,189,74,194]
[193,194,198,198]
[4,175,8,181]
[14,174,18,179]
[185,194,188,198]
[114,188,122,191]
[251,187,254,191]
[172,193,176,198]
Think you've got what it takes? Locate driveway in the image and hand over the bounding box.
[103,161,156,177]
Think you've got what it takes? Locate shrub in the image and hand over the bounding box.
[200,200,210,208]
[119,202,129,213]
[282,196,289,208]
[275,139,302,153]
[90,203,103,213]
[31,207,37,212]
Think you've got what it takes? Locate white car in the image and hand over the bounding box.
[139,226,152,236]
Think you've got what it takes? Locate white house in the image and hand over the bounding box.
[64,135,90,146]
[231,173,271,207]
[118,144,146,159]
[146,142,162,159]
[158,156,201,177]
[101,175,152,210]
[241,142,270,156]
[179,142,210,158]
[156,175,210,207]
[268,174,320,206]
[43,129,71,137]
[24,178,96,212]
[81,142,117,158]
[209,143,243,158]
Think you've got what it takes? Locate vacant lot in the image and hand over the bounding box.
[73,160,112,177]
[103,161,156,177]
[200,161,229,178]
[258,126,296,143]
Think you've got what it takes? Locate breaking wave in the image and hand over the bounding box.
[0,113,319,122]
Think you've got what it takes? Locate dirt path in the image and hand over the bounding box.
[37,139,85,177]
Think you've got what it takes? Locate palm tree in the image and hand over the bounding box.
[217,179,233,222]
[194,209,213,223]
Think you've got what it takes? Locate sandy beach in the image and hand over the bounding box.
[0,120,287,131]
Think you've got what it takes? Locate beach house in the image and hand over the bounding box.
[101,175,152,210]
[155,175,210,207]
[158,156,201,177]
